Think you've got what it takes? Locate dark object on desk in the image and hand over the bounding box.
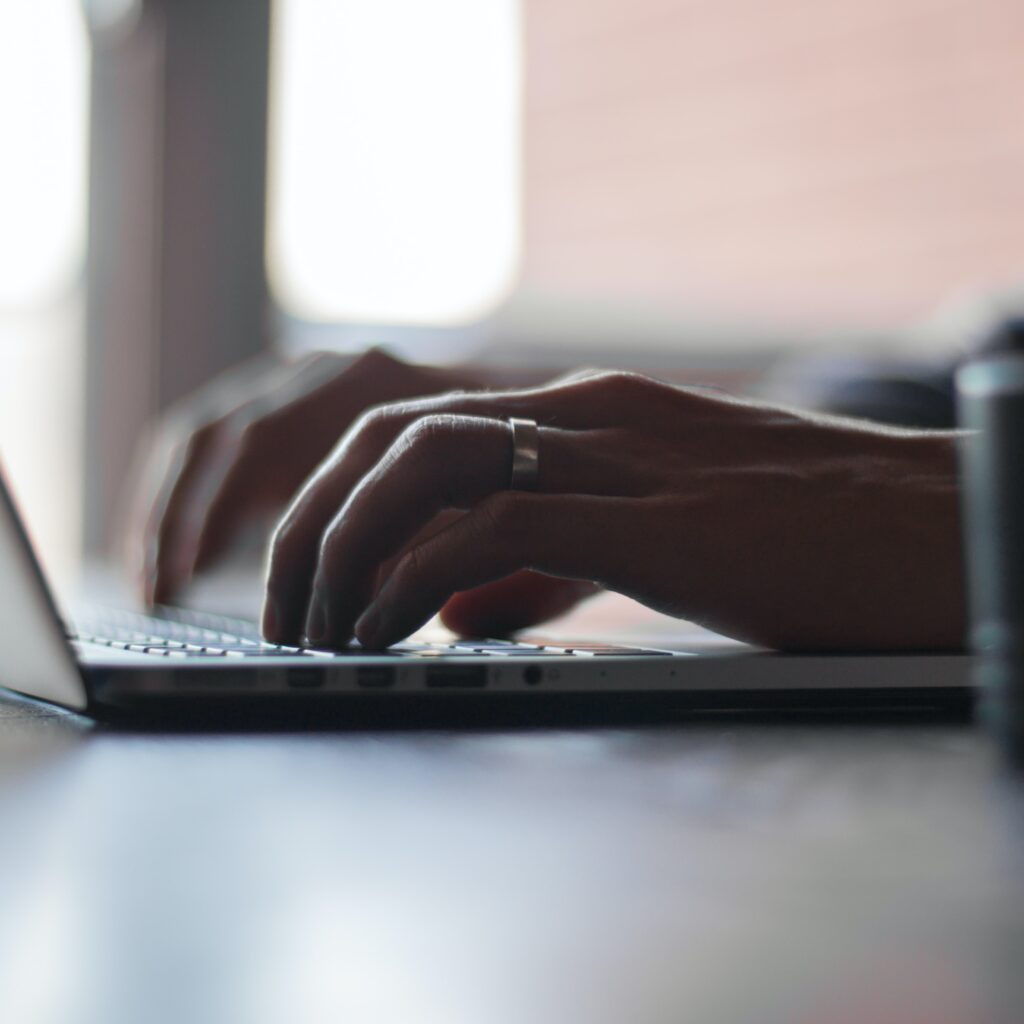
[813,363,956,427]
[956,317,1024,766]
[761,354,957,428]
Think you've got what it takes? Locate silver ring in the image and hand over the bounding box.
[508,417,539,490]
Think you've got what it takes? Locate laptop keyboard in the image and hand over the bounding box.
[67,606,675,659]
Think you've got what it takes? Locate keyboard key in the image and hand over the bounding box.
[224,649,317,658]
[406,650,487,658]
[484,650,573,657]
[451,640,540,651]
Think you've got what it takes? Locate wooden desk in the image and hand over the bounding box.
[1,601,1022,1023]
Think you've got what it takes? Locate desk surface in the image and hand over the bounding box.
[1,596,1023,1024]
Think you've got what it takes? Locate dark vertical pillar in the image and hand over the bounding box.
[83,0,272,552]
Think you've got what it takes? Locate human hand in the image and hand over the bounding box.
[129,348,474,606]
[263,371,966,651]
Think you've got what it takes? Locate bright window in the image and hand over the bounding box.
[0,0,86,309]
[0,0,89,589]
[266,0,521,326]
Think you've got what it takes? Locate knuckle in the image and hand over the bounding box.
[351,402,399,445]
[353,346,396,373]
[572,370,665,408]
[555,367,603,386]
[236,417,267,454]
[602,370,652,394]
[399,413,461,454]
[181,419,222,460]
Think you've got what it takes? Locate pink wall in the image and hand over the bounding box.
[522,0,1024,328]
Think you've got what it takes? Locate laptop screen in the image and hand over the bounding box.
[0,464,86,709]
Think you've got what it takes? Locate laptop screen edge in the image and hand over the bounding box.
[0,463,88,710]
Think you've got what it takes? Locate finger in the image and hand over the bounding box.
[145,424,235,606]
[189,422,286,574]
[189,467,272,576]
[262,372,648,641]
[269,415,631,646]
[370,508,465,598]
[183,357,355,577]
[352,491,637,647]
[122,418,178,600]
[138,364,291,604]
[439,571,601,637]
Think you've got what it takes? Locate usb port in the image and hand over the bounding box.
[425,665,487,688]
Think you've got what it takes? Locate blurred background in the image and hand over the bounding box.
[2,0,1024,594]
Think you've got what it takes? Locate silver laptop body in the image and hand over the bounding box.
[0,465,973,720]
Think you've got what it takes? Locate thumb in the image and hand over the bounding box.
[439,571,600,637]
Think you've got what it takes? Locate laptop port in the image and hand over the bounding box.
[425,665,487,688]
[523,665,542,686]
[175,670,251,689]
[356,666,394,688]
[287,667,323,689]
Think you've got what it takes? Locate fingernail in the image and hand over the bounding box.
[354,602,384,648]
[306,596,327,643]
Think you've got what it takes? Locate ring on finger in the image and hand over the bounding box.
[508,417,539,491]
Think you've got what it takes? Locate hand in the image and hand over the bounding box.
[129,348,473,606]
[262,371,966,651]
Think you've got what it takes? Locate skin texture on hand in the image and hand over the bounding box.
[261,370,966,652]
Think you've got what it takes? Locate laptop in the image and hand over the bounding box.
[0,464,974,722]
